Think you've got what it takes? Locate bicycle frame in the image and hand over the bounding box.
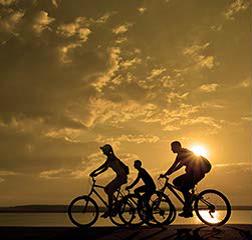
[159,177,215,210]
[87,177,123,208]
[166,182,185,205]
[158,177,184,204]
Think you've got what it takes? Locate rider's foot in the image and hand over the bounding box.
[101,210,110,218]
[178,211,193,218]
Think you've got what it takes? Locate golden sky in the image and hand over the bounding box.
[0,0,251,206]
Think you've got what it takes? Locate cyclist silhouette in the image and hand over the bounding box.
[160,141,210,218]
[90,144,128,218]
[126,160,156,218]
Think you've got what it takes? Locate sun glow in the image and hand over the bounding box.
[196,210,220,224]
[190,145,208,158]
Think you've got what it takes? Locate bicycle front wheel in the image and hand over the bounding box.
[68,195,99,228]
[194,189,231,226]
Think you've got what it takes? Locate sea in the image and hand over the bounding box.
[0,210,251,227]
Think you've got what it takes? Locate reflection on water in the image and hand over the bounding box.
[196,210,220,224]
[0,211,251,227]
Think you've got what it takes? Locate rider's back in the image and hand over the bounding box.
[106,155,129,176]
[178,148,211,175]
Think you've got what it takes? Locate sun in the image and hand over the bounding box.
[190,145,208,158]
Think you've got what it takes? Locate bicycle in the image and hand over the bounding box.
[150,176,232,226]
[119,188,174,227]
[68,176,128,228]
[119,191,150,227]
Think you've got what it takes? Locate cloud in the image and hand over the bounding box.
[0,170,19,183]
[0,170,18,176]
[138,7,147,14]
[163,125,180,131]
[180,116,223,130]
[44,128,82,143]
[239,78,251,88]
[57,17,91,42]
[92,47,121,92]
[1,116,45,133]
[115,36,127,44]
[183,43,210,56]
[210,24,223,32]
[39,150,108,180]
[39,168,72,179]
[0,0,16,5]
[142,103,200,132]
[120,152,139,161]
[32,11,55,34]
[94,12,115,24]
[214,162,252,168]
[0,115,86,137]
[137,67,167,90]
[0,9,24,33]
[201,102,225,109]
[166,92,189,103]
[183,43,215,70]
[231,77,251,89]
[84,97,158,127]
[198,56,215,69]
[241,116,252,122]
[58,43,81,63]
[51,0,61,8]
[147,68,166,79]
[199,83,219,93]
[224,0,250,20]
[56,16,92,63]
[112,23,132,34]
[120,57,142,69]
[0,115,99,173]
[97,134,160,145]
[213,162,252,176]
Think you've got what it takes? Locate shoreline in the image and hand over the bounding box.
[0,205,251,213]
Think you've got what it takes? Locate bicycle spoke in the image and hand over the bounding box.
[68,196,99,228]
[194,189,231,226]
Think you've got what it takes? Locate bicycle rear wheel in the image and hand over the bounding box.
[109,200,126,226]
[119,194,144,227]
[148,191,174,226]
[68,195,99,228]
[194,189,231,226]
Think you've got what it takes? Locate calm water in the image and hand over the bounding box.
[0,211,251,226]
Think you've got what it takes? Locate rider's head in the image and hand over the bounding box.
[100,144,114,156]
[171,141,182,153]
[134,160,142,169]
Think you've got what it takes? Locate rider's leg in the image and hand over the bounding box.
[143,186,155,218]
[182,190,193,213]
[103,175,127,218]
[183,173,206,215]
[173,174,194,217]
[134,185,152,220]
[103,178,118,217]
[134,185,146,197]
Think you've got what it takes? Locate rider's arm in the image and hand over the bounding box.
[127,173,140,189]
[90,162,108,176]
[164,156,182,176]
